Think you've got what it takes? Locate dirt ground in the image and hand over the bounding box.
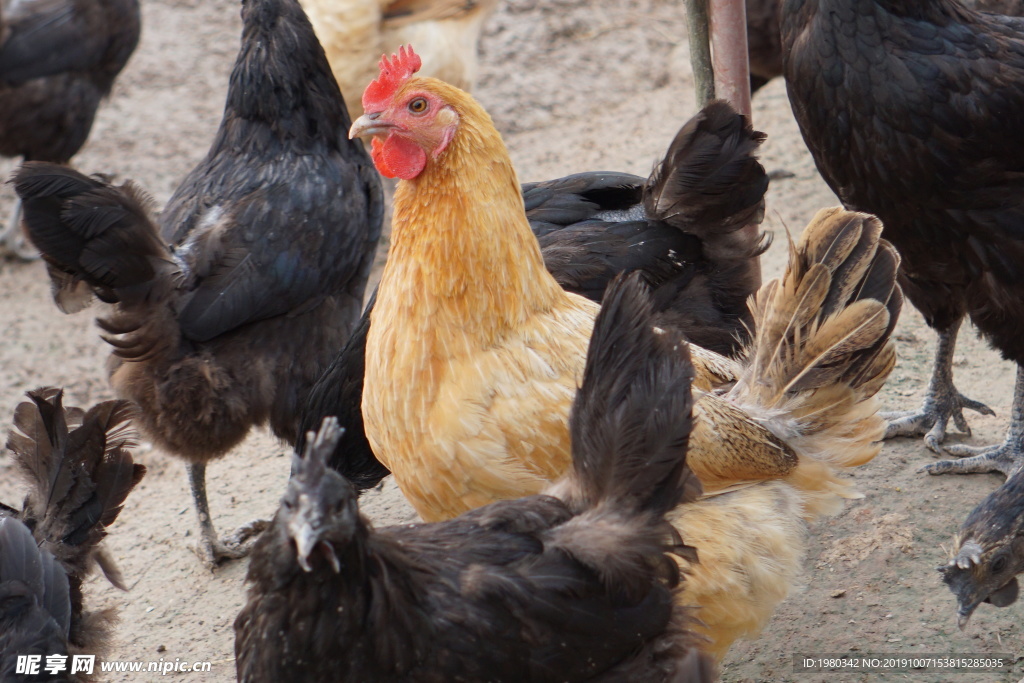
[0,0,1022,681]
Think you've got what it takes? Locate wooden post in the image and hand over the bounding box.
[684,0,715,107]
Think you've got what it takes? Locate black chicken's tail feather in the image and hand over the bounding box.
[644,100,770,262]
[566,273,701,518]
[0,516,72,638]
[295,291,389,491]
[6,388,145,591]
[13,161,174,314]
[642,101,770,355]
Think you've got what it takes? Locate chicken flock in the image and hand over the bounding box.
[0,0,1022,680]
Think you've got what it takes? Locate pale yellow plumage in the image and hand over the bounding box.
[299,0,497,120]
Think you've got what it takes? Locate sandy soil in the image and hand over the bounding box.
[0,0,1022,681]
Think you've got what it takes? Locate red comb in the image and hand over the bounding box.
[362,45,423,112]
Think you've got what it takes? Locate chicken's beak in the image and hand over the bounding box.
[957,603,978,631]
[287,493,342,573]
[290,524,342,573]
[349,111,394,139]
[294,534,315,572]
[289,509,318,573]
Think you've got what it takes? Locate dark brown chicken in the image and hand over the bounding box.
[782,0,1024,476]
[0,0,141,259]
[12,0,383,567]
[236,274,713,683]
[940,468,1024,629]
[748,0,1023,93]
[0,388,145,677]
[297,100,769,489]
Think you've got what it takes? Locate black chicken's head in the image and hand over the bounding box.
[283,417,360,573]
[939,471,1024,629]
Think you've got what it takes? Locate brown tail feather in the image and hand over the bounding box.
[730,208,902,515]
[643,101,771,354]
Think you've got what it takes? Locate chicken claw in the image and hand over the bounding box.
[194,519,271,569]
[921,366,1024,479]
[921,443,1024,479]
[884,390,995,452]
[883,324,994,453]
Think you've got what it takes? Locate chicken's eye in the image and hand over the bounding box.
[408,97,428,114]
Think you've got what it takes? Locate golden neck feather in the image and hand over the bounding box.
[379,85,565,344]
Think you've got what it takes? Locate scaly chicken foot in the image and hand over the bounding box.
[922,365,1024,479]
[188,462,269,569]
[0,200,39,261]
[883,323,994,453]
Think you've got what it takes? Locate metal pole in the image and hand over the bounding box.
[708,0,752,118]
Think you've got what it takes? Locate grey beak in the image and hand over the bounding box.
[349,111,394,139]
[293,524,318,573]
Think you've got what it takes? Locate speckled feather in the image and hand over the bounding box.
[673,209,902,658]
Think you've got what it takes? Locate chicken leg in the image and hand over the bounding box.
[0,200,40,261]
[188,463,269,568]
[923,365,1024,479]
[883,320,994,452]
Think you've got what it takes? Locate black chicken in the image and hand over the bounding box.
[748,0,1024,93]
[12,0,384,567]
[782,0,1024,475]
[939,468,1024,629]
[297,100,769,490]
[0,388,145,676]
[235,274,713,683]
[0,0,141,259]
[0,517,74,682]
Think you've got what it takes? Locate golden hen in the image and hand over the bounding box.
[350,46,902,659]
[300,0,496,120]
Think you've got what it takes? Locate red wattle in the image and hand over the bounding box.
[371,135,426,180]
